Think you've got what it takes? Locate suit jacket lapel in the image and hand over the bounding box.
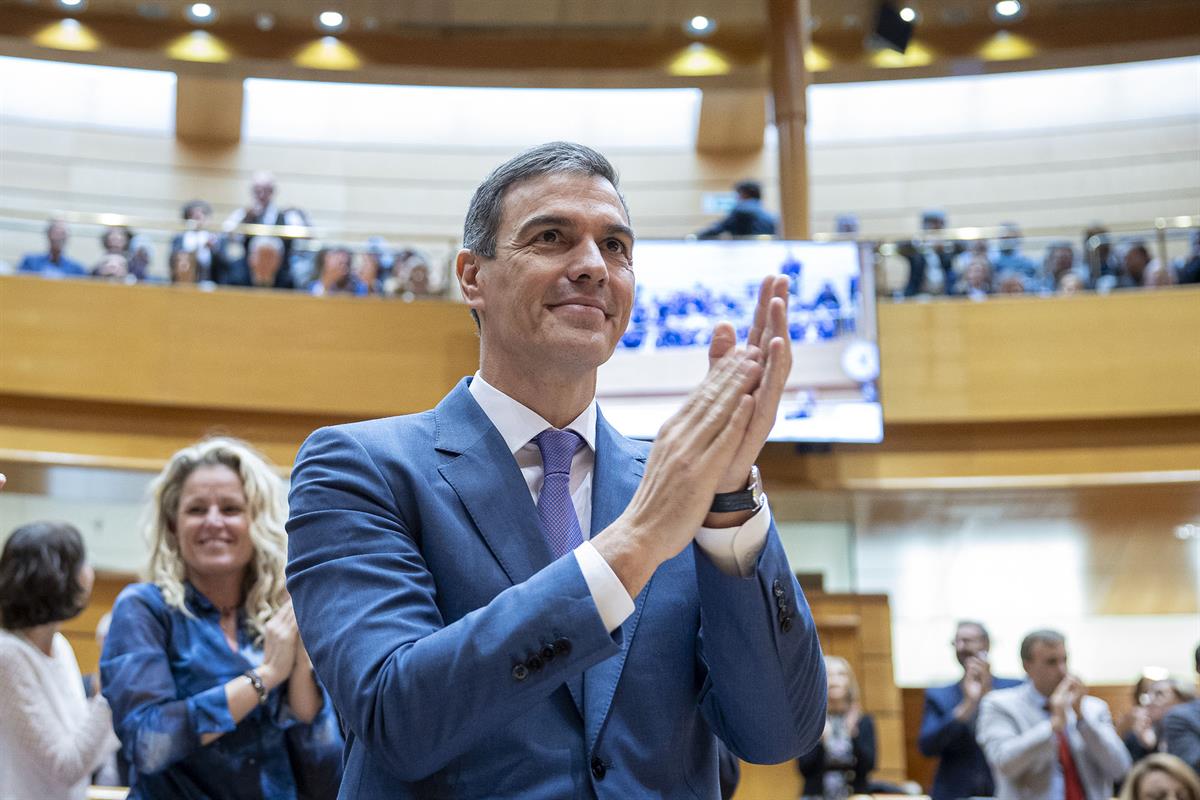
[435,379,554,587]
[584,409,650,752]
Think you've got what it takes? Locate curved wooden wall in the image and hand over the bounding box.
[2,276,1198,486]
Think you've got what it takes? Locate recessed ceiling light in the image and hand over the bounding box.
[186,2,216,24]
[58,0,86,9]
[992,0,1023,19]
[683,15,716,37]
[254,11,274,31]
[316,10,346,32]
[899,6,918,23]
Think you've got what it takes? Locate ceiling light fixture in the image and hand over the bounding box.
[58,0,86,9]
[683,15,716,37]
[316,10,346,32]
[992,0,1024,19]
[186,2,216,24]
[899,6,918,23]
[255,11,275,31]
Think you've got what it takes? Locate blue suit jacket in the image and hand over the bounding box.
[919,677,1022,800]
[286,378,826,799]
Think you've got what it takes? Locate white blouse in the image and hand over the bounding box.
[0,629,120,799]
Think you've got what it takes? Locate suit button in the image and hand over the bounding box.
[512,663,529,681]
[553,637,572,657]
[777,605,791,622]
[590,757,606,780]
[781,616,793,633]
[772,579,784,598]
[540,644,556,662]
[776,595,788,610]
[525,654,544,671]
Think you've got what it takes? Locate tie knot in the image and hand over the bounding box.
[534,428,583,476]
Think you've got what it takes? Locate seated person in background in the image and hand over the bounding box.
[977,629,1131,800]
[1083,224,1121,283]
[1039,242,1090,293]
[1143,260,1178,289]
[354,248,384,295]
[1165,644,1200,774]
[1117,753,1200,800]
[952,252,993,296]
[224,171,309,275]
[996,272,1027,294]
[171,200,227,283]
[1118,673,1165,739]
[101,437,343,799]
[993,223,1038,280]
[18,218,88,278]
[834,213,859,235]
[309,246,366,296]
[99,224,132,262]
[127,234,155,281]
[1178,229,1200,285]
[92,252,131,282]
[1117,240,1154,288]
[0,521,120,800]
[798,655,875,798]
[696,179,778,239]
[222,236,295,290]
[902,209,965,297]
[169,250,200,284]
[1126,679,1194,761]
[1058,271,1088,295]
[919,621,1022,800]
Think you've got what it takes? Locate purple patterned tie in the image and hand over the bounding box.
[534,428,585,560]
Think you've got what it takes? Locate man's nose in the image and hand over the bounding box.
[567,239,608,283]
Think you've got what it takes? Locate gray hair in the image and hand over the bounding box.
[1020,629,1065,661]
[462,141,628,259]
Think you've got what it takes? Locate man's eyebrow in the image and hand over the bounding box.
[515,215,575,238]
[606,223,635,242]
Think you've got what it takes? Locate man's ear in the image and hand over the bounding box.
[456,248,485,318]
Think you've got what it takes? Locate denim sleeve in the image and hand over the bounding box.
[101,586,237,775]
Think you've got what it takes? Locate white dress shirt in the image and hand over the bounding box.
[468,372,770,633]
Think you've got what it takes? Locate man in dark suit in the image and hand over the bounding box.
[696,180,778,238]
[286,142,827,798]
[1165,643,1200,773]
[919,621,1021,800]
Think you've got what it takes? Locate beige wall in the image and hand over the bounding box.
[2,108,1197,269]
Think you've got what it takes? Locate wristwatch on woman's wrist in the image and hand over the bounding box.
[709,466,764,513]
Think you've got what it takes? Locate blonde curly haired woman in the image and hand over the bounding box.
[101,437,342,798]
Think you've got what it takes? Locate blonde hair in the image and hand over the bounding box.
[1118,754,1200,800]
[825,655,861,709]
[144,437,288,644]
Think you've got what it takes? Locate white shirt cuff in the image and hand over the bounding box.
[574,541,636,633]
[694,496,772,578]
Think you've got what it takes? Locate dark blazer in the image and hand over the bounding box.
[697,199,778,239]
[797,713,876,796]
[919,678,1022,800]
[285,378,827,799]
[1165,699,1200,773]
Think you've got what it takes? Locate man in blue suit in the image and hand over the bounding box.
[919,621,1021,800]
[286,142,826,798]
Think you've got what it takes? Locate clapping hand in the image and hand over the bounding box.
[259,599,300,691]
[706,275,793,494]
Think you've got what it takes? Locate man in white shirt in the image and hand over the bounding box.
[285,141,827,799]
[977,629,1131,800]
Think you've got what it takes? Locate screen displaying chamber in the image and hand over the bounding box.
[596,239,883,443]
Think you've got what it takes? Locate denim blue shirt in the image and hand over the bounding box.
[18,252,88,277]
[101,582,343,799]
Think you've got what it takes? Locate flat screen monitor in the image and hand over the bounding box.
[596,239,883,443]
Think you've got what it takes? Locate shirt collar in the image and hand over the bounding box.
[468,371,597,455]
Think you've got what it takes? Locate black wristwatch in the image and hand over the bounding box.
[709,466,764,513]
